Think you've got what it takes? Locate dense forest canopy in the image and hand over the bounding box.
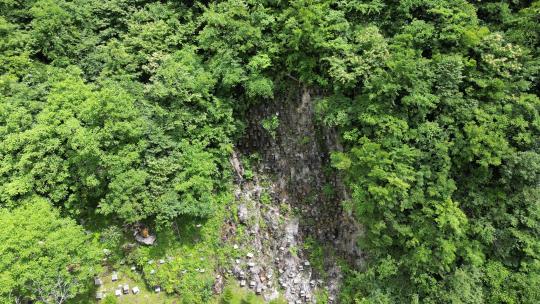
[0,0,539,303]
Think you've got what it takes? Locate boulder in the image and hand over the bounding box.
[135,233,156,245]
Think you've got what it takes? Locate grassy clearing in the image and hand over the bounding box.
[98,269,177,304]
[70,267,178,304]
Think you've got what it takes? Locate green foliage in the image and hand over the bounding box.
[0,198,101,303]
[319,1,540,302]
[303,236,330,282]
[0,62,233,227]
[198,0,276,100]
[221,287,234,304]
[99,225,125,263]
[1,0,539,303]
[315,289,330,304]
[261,114,280,139]
[260,191,271,205]
[268,298,287,304]
[218,284,267,304]
[102,294,119,304]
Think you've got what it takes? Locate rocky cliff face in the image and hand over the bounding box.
[223,84,363,303]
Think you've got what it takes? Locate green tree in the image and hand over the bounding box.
[0,197,101,303]
[0,63,234,227]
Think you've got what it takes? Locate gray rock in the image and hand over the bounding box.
[135,233,156,245]
[213,275,223,294]
[238,204,249,224]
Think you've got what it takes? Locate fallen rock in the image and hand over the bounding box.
[135,233,156,245]
[238,204,249,224]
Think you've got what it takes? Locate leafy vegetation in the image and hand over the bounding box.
[0,199,101,303]
[262,114,280,139]
[322,2,540,303]
[219,283,278,304]
[0,0,538,303]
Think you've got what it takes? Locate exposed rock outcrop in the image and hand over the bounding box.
[239,83,363,264]
[223,83,363,303]
[228,175,319,303]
